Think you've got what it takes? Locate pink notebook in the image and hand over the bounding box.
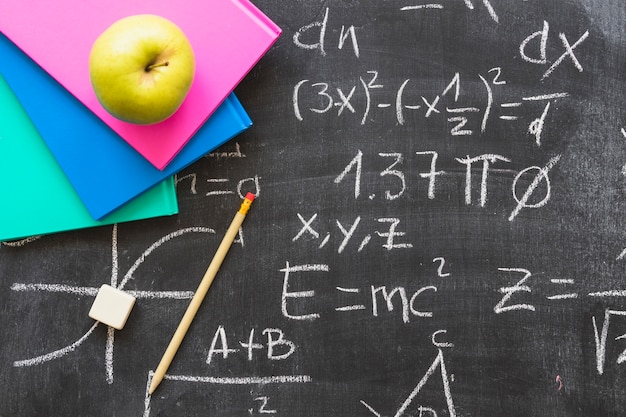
[0,0,280,170]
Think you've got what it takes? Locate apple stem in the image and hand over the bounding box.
[145,62,169,72]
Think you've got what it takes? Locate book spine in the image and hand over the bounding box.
[161,177,180,215]
[231,0,282,38]
[224,94,253,129]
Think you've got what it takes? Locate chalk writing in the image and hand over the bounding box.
[205,176,261,198]
[519,20,590,80]
[293,70,570,142]
[292,214,413,252]
[280,262,436,323]
[293,8,360,58]
[176,142,250,196]
[206,326,297,364]
[592,309,626,375]
[490,268,626,312]
[326,151,560,227]
[493,268,535,314]
[249,396,277,415]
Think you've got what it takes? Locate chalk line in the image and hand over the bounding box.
[11,283,194,300]
[1,236,42,247]
[401,4,444,11]
[162,374,313,384]
[13,323,99,367]
[523,92,569,101]
[111,225,119,288]
[118,226,215,291]
[589,290,626,297]
[106,326,115,384]
[11,283,99,296]
[143,372,311,417]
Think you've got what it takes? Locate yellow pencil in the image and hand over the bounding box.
[149,192,256,395]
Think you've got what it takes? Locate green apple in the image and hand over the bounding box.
[89,14,195,125]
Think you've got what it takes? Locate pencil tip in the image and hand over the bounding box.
[148,380,159,395]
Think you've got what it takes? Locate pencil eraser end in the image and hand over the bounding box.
[89,284,136,330]
[245,192,255,202]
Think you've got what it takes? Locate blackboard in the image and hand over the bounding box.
[2,0,626,415]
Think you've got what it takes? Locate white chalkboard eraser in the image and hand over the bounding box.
[88,284,136,330]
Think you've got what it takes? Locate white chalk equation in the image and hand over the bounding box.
[175,141,260,198]
[492,270,626,377]
[290,150,560,254]
[293,13,589,148]
[494,267,626,315]
[293,68,571,143]
[277,263,626,323]
[280,262,438,323]
[294,69,571,146]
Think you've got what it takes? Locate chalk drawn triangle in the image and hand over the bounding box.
[361,349,457,417]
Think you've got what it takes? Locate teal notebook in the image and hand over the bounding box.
[0,75,178,241]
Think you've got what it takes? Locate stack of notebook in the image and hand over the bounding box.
[0,0,281,241]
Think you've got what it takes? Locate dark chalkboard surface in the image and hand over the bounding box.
[2,1,626,416]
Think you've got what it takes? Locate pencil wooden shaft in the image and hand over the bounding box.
[149,209,247,394]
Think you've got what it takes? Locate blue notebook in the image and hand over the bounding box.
[0,33,252,220]
[0,74,178,242]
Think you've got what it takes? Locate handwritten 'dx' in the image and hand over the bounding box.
[9,225,217,384]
